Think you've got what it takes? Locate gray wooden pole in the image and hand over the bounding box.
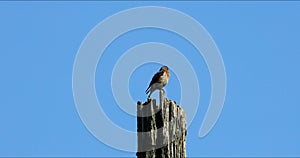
[136,91,187,158]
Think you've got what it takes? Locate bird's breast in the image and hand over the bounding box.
[161,71,169,86]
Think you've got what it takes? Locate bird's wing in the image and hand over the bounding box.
[145,71,164,92]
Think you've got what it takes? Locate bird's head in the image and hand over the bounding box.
[160,65,169,72]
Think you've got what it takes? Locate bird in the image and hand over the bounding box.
[145,65,170,98]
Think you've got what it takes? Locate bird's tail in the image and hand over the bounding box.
[145,86,150,94]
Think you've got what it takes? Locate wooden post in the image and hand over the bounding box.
[136,91,187,158]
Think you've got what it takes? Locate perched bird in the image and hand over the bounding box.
[145,65,170,98]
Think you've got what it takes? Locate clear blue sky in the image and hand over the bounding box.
[1,1,300,157]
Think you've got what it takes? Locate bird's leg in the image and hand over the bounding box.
[161,89,165,96]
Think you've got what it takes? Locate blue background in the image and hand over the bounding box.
[1,1,300,157]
